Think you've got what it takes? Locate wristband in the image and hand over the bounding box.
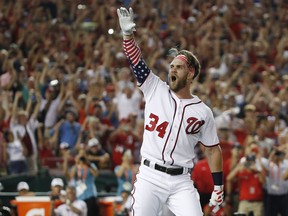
[212,172,223,185]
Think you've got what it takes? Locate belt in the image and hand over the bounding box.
[143,159,191,176]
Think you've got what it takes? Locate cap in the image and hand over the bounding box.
[17,181,29,191]
[51,178,64,187]
[88,138,100,148]
[60,142,69,150]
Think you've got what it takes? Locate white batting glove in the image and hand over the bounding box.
[209,185,224,207]
[117,7,136,35]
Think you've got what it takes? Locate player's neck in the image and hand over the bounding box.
[172,88,193,99]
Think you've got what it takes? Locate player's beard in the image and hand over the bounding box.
[169,73,189,92]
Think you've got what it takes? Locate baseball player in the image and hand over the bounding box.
[117,7,224,216]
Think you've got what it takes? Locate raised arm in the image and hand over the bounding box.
[117,7,151,85]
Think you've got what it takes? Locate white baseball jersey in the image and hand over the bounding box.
[123,37,219,169]
[139,72,219,168]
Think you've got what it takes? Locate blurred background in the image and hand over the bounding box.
[0,0,288,216]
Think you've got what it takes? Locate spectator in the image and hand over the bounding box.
[114,182,133,216]
[114,149,135,196]
[223,142,244,206]
[2,129,28,174]
[226,144,265,216]
[102,95,119,129]
[39,79,64,138]
[51,109,81,153]
[75,94,88,125]
[191,149,214,208]
[10,90,41,174]
[16,181,35,196]
[261,148,288,216]
[108,118,138,168]
[68,151,100,216]
[115,80,143,120]
[0,92,10,133]
[51,185,87,216]
[86,138,110,170]
[49,178,65,201]
[79,116,111,150]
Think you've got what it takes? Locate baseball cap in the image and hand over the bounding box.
[17,181,29,191]
[51,178,64,187]
[88,138,100,148]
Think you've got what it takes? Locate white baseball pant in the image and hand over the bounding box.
[131,164,203,216]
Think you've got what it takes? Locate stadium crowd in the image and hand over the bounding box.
[0,0,288,215]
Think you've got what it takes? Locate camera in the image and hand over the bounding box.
[245,154,256,168]
[246,154,256,162]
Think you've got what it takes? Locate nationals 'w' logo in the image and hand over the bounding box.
[185,117,205,134]
[145,113,205,138]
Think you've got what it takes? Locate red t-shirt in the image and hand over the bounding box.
[109,131,136,168]
[78,108,86,125]
[192,159,214,194]
[219,140,233,162]
[237,169,263,201]
[233,129,248,146]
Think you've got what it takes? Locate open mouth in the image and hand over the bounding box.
[171,75,177,82]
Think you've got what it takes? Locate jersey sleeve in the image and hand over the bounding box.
[199,107,219,147]
[123,38,151,84]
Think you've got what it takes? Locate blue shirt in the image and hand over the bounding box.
[74,164,98,200]
[114,165,133,195]
[59,121,81,149]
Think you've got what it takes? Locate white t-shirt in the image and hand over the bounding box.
[40,96,61,128]
[6,139,26,162]
[54,200,87,216]
[10,117,39,157]
[116,89,142,120]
